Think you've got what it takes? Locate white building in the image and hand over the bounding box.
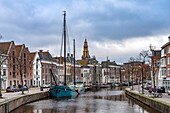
[101,60,121,84]
[31,50,61,87]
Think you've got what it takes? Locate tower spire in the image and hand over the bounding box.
[82,37,90,59]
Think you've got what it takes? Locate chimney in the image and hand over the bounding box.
[39,50,43,52]
[168,36,170,42]
[67,53,69,57]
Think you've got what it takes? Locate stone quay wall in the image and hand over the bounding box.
[125,89,170,113]
[0,91,49,113]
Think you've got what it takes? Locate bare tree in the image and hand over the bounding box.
[139,50,150,94]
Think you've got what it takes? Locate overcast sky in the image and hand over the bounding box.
[0,0,170,64]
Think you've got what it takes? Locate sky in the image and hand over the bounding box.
[0,0,170,64]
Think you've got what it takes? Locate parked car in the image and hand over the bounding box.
[151,86,165,93]
[6,86,19,92]
[19,86,29,91]
[168,90,170,95]
[42,84,51,88]
[157,86,165,93]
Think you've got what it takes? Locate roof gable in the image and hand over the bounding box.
[0,41,12,54]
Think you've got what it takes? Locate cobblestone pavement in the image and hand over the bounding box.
[128,85,170,105]
[0,87,49,104]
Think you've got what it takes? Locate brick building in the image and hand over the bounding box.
[0,41,33,89]
[157,36,170,89]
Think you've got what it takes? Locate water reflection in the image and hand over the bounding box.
[11,87,159,113]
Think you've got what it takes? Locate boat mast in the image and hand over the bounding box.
[73,39,76,85]
[63,11,66,86]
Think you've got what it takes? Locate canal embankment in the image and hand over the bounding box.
[125,88,170,113]
[0,88,49,113]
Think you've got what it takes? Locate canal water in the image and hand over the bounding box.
[11,87,159,113]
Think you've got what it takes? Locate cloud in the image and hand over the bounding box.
[89,34,169,63]
[0,0,170,63]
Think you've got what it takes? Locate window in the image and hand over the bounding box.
[168,47,170,54]
[161,48,166,56]
[3,69,6,76]
[168,57,170,65]
[162,58,166,66]
[42,69,44,73]
[13,58,15,63]
[24,73,26,78]
[13,65,15,71]
[45,75,47,82]
[13,72,16,78]
[168,68,170,75]
[162,68,166,76]
[36,71,38,75]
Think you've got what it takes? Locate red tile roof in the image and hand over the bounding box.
[0,41,12,54]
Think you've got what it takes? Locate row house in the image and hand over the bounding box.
[31,50,60,87]
[55,55,72,84]
[53,57,63,84]
[78,57,101,85]
[101,60,120,84]
[69,54,81,82]
[122,61,150,85]
[150,50,161,86]
[156,36,170,89]
[0,41,33,89]
[55,53,81,84]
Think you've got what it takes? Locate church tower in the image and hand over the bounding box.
[82,37,90,59]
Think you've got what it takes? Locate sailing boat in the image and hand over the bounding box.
[50,11,78,98]
[68,39,85,94]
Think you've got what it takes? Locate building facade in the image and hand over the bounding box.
[31,50,58,87]
[0,41,33,89]
[157,36,170,89]
[101,60,121,84]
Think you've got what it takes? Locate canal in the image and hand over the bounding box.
[11,87,159,113]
